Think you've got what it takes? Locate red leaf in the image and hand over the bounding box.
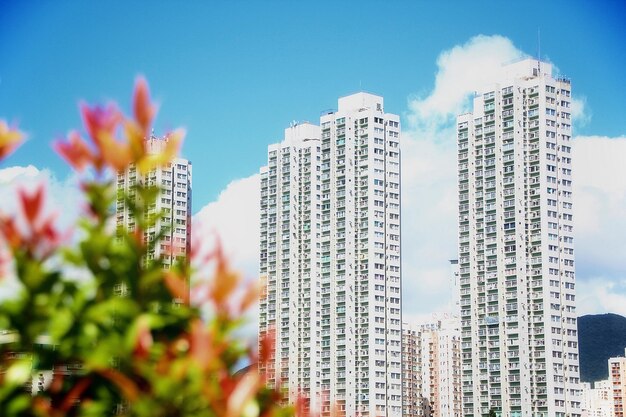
[19,184,44,226]
[258,327,275,368]
[238,280,260,314]
[53,131,96,171]
[80,103,121,144]
[209,242,241,311]
[133,77,156,134]
[226,373,260,417]
[165,271,189,304]
[97,131,132,172]
[133,317,153,360]
[0,216,21,249]
[60,376,92,412]
[99,368,139,401]
[189,319,216,370]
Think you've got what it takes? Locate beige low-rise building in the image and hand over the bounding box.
[402,317,462,417]
[581,380,614,417]
[609,350,626,417]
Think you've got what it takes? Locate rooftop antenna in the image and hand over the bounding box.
[537,27,541,73]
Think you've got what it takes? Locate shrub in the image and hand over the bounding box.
[0,80,296,417]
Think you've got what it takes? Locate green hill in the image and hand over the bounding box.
[578,313,626,382]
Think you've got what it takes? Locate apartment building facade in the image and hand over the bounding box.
[116,135,192,275]
[259,93,402,416]
[609,351,626,417]
[456,59,581,417]
[403,325,422,417]
[402,319,462,417]
[581,380,614,417]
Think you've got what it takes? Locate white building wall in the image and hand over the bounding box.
[609,351,626,417]
[402,318,462,417]
[403,325,422,417]
[398,263,462,417]
[436,318,462,417]
[259,122,322,413]
[581,381,614,417]
[457,58,581,417]
[116,135,192,276]
[260,93,401,416]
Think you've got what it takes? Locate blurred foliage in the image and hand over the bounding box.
[0,80,297,417]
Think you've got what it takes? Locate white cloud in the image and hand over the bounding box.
[401,35,526,320]
[406,34,524,132]
[0,165,41,183]
[192,174,260,280]
[571,96,591,128]
[573,136,626,201]
[401,35,626,323]
[192,35,626,339]
[402,311,448,327]
[192,174,261,343]
[0,165,82,230]
[0,165,83,300]
[577,276,626,317]
[573,136,626,278]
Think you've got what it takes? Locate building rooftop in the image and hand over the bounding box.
[283,122,320,147]
[338,92,384,113]
[500,57,553,81]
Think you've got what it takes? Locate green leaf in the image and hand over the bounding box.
[49,307,74,342]
[5,359,32,386]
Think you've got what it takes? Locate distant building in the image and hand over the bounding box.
[578,349,626,417]
[2,135,192,409]
[403,325,422,417]
[116,134,192,277]
[456,58,581,416]
[581,380,613,417]
[448,259,461,317]
[259,93,402,416]
[609,350,626,417]
[402,318,462,417]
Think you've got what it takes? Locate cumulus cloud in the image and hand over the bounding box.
[577,276,626,318]
[0,165,82,230]
[0,165,83,300]
[192,173,260,279]
[401,35,526,320]
[400,34,625,322]
[572,136,626,292]
[571,96,591,128]
[193,35,625,336]
[406,34,524,132]
[192,174,261,341]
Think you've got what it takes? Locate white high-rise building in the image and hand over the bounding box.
[259,93,402,416]
[456,58,581,417]
[116,135,192,272]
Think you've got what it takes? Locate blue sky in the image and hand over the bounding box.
[1,1,625,208]
[1,1,625,321]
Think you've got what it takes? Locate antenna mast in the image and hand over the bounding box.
[537,27,541,73]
